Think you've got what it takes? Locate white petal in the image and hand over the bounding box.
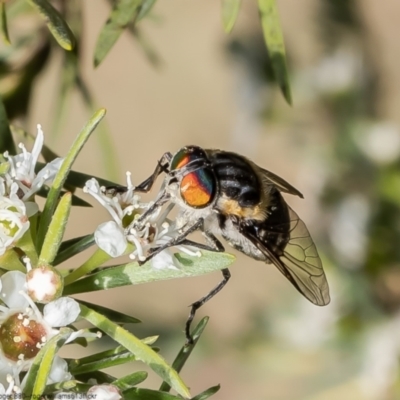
[0,271,29,309]
[36,158,64,184]
[95,221,127,257]
[24,202,39,217]
[31,125,44,168]
[0,359,16,388]
[43,297,80,327]
[87,385,121,400]
[47,356,72,384]
[151,250,180,270]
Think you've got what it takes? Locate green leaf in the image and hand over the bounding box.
[51,56,75,136]
[64,251,235,294]
[26,0,76,50]
[36,108,106,253]
[94,0,142,67]
[43,380,78,395]
[74,371,116,384]
[122,388,183,400]
[113,371,148,390]
[23,328,73,397]
[258,0,292,104]
[0,247,26,272]
[64,168,117,189]
[191,385,221,400]
[0,2,10,45]
[70,194,92,207]
[69,345,131,371]
[63,247,114,286]
[54,234,95,266]
[137,0,157,21]
[221,0,241,33]
[39,192,71,265]
[159,317,209,392]
[80,304,191,399]
[36,161,117,190]
[128,27,162,68]
[0,94,15,154]
[77,299,141,324]
[69,346,138,375]
[35,186,91,208]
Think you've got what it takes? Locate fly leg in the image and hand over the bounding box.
[134,217,230,344]
[185,268,231,345]
[106,152,172,195]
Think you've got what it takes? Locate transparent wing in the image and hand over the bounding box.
[260,168,304,198]
[235,206,330,306]
[277,206,330,305]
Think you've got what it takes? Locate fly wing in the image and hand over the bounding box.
[233,207,330,306]
[260,168,304,198]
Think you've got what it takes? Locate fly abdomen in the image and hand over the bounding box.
[254,188,291,255]
[208,151,261,207]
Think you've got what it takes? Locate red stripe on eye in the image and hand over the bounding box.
[175,155,190,169]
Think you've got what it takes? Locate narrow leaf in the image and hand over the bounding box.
[64,252,235,294]
[64,168,116,189]
[69,345,131,371]
[74,371,116,384]
[69,348,137,374]
[52,49,79,137]
[54,234,95,266]
[137,0,157,21]
[258,0,292,104]
[35,161,117,189]
[128,27,162,68]
[23,328,72,396]
[39,192,71,265]
[44,380,78,394]
[221,0,241,33]
[94,0,142,67]
[26,0,76,50]
[63,247,113,285]
[0,2,11,44]
[80,304,191,398]
[191,385,221,400]
[111,371,148,390]
[159,317,209,392]
[36,108,106,253]
[122,388,183,399]
[0,94,15,154]
[77,299,141,324]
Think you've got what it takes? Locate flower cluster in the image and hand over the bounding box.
[0,125,62,256]
[84,175,201,270]
[0,126,104,398]
[0,118,222,400]
[0,270,82,392]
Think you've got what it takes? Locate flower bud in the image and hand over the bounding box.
[26,265,63,303]
[0,312,47,361]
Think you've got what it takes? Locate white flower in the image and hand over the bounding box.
[0,177,30,256]
[3,124,63,201]
[87,384,122,400]
[84,175,200,270]
[0,270,89,390]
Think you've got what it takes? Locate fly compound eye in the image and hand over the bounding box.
[170,146,216,208]
[180,169,215,208]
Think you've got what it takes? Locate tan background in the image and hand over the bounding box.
[19,0,400,399]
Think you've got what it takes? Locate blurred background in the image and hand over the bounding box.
[2,0,400,399]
